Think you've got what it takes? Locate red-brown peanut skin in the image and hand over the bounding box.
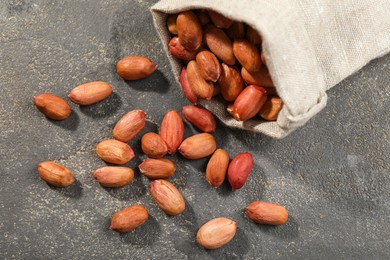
[110,205,148,233]
[219,64,244,102]
[208,10,233,29]
[187,60,214,100]
[206,149,229,188]
[196,50,221,82]
[116,56,157,80]
[38,161,75,187]
[246,26,262,47]
[246,201,289,225]
[259,96,283,121]
[196,217,237,250]
[138,158,176,179]
[141,132,169,159]
[227,22,245,40]
[68,81,112,105]
[233,39,262,73]
[168,37,197,61]
[178,133,217,159]
[227,152,254,190]
[167,14,178,35]
[180,67,198,104]
[241,66,274,87]
[182,106,216,133]
[177,11,202,51]
[150,179,185,216]
[34,93,71,120]
[203,25,235,66]
[196,10,210,26]
[160,110,184,155]
[92,166,134,188]
[113,110,146,143]
[95,139,135,165]
[232,85,267,121]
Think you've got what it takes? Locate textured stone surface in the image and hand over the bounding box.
[0,0,389,259]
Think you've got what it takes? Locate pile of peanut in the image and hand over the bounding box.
[33,9,288,251]
[168,10,283,122]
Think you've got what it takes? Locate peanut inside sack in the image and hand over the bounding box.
[152,0,390,138]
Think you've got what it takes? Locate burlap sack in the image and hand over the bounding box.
[151,0,390,138]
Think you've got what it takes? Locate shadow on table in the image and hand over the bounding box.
[51,110,80,131]
[80,92,122,119]
[123,70,170,94]
[48,179,83,199]
[102,215,161,246]
[253,215,299,240]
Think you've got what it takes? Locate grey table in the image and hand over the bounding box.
[0,0,389,259]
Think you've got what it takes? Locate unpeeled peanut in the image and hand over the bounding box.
[141,132,168,159]
[203,25,235,65]
[160,110,184,155]
[182,105,216,133]
[232,85,267,121]
[227,22,245,40]
[197,217,237,249]
[178,133,216,159]
[246,201,288,225]
[150,179,185,216]
[38,161,75,187]
[208,10,233,29]
[206,149,229,188]
[219,63,244,102]
[96,139,135,164]
[246,26,262,47]
[117,56,157,80]
[177,11,202,51]
[68,81,112,105]
[186,60,214,100]
[259,96,283,121]
[34,93,71,120]
[113,110,146,143]
[179,67,198,104]
[167,14,178,35]
[241,66,274,87]
[233,39,262,73]
[196,10,210,26]
[227,152,254,190]
[196,50,221,82]
[92,166,134,187]
[138,158,176,179]
[110,205,148,233]
[168,37,197,61]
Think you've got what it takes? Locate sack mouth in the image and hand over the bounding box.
[151,1,327,138]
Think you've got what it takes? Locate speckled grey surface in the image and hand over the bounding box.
[0,0,389,259]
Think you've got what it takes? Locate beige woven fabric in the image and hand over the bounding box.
[151,0,390,139]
